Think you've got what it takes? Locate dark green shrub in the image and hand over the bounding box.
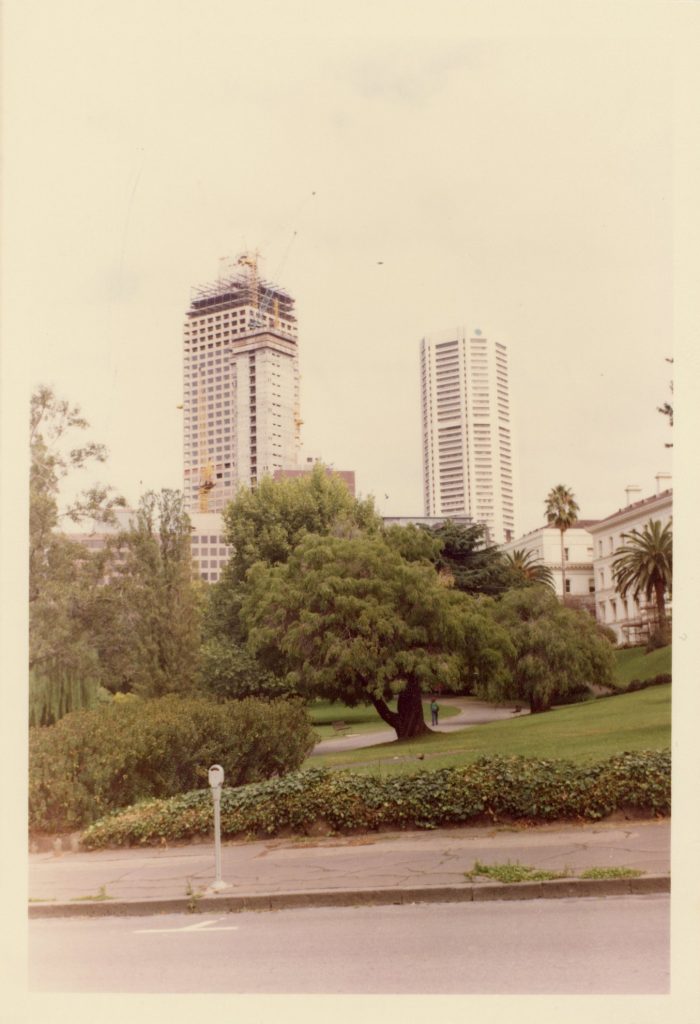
[646,628,671,653]
[29,695,316,834]
[197,637,298,701]
[81,749,671,848]
[626,674,671,693]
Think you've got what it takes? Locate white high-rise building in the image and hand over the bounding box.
[420,327,515,544]
[182,253,301,513]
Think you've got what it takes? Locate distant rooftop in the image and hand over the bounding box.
[509,519,599,542]
[592,488,673,527]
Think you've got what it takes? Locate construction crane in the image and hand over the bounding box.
[236,250,274,330]
[196,371,216,513]
[236,247,290,331]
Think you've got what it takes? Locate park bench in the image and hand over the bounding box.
[331,720,349,734]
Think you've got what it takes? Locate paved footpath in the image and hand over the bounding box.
[29,818,670,918]
[312,697,528,754]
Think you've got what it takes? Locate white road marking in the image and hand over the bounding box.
[134,917,239,934]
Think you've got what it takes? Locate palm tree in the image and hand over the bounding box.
[544,485,580,601]
[504,549,555,590]
[612,519,672,634]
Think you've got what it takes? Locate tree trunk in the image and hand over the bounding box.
[372,678,431,740]
[654,579,667,627]
[529,690,550,714]
[560,528,567,604]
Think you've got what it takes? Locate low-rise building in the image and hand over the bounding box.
[500,522,599,608]
[589,476,672,643]
[382,515,474,530]
[188,511,231,583]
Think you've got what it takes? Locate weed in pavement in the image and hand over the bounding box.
[70,885,112,901]
[579,866,645,880]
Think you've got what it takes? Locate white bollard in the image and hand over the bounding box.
[207,764,230,893]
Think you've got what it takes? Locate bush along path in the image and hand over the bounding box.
[81,750,671,849]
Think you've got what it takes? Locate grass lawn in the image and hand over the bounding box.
[614,645,671,686]
[304,685,671,776]
[309,700,459,739]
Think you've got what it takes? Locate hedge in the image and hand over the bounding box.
[600,673,672,697]
[81,750,671,848]
[29,695,316,834]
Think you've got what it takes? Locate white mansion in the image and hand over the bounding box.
[501,474,672,643]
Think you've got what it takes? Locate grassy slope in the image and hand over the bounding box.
[309,700,458,739]
[304,685,671,776]
[613,645,672,686]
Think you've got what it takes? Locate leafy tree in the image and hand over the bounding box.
[503,548,555,590]
[222,464,381,584]
[420,520,517,596]
[242,534,511,739]
[100,490,202,697]
[544,484,579,600]
[198,637,296,701]
[29,386,125,720]
[612,519,672,639]
[206,466,382,696]
[482,588,615,713]
[382,523,443,565]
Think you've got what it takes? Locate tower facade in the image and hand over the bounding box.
[182,254,301,513]
[420,328,515,544]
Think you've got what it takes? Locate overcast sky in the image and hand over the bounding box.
[4,1,680,535]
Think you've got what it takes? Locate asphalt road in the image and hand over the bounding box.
[29,895,669,994]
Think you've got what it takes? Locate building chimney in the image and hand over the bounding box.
[655,472,672,495]
[624,485,642,506]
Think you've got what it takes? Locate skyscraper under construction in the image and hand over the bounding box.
[182,253,301,513]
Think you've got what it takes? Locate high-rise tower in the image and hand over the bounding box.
[420,328,515,544]
[182,253,301,513]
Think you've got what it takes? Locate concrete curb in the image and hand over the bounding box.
[28,874,670,919]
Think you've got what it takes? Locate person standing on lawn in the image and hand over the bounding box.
[430,698,439,726]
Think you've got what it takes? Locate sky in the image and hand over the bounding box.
[2,0,682,536]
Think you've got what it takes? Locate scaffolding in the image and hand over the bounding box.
[189,251,297,328]
[619,602,671,645]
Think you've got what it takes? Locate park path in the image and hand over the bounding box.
[311,697,528,755]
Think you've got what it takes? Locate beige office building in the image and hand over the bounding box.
[420,328,515,544]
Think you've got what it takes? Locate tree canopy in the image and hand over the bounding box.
[242,533,511,738]
[503,548,555,590]
[29,386,126,721]
[419,520,518,596]
[96,490,203,697]
[203,467,382,698]
[221,464,381,583]
[481,587,615,713]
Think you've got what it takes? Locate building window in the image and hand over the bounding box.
[565,579,571,594]
[588,578,595,594]
[564,548,569,561]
